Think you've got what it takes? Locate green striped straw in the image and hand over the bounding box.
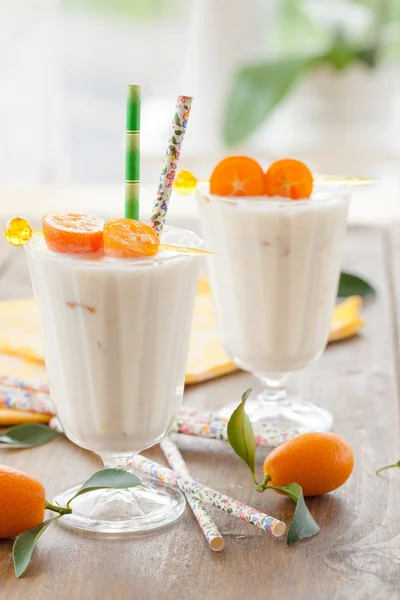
[125,85,141,220]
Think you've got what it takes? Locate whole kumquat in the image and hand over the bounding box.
[0,465,45,538]
[263,432,354,497]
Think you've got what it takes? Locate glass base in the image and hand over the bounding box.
[218,396,333,432]
[54,476,186,534]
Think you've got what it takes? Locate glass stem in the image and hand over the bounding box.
[99,453,133,470]
[258,375,288,404]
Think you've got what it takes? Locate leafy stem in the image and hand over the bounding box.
[255,472,271,493]
[227,390,319,545]
[376,461,400,474]
[44,500,72,516]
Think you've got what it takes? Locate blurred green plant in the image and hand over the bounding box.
[223,0,400,146]
[62,0,182,20]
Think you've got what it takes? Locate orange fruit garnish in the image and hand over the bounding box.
[103,218,160,258]
[210,156,265,196]
[263,432,354,497]
[0,465,45,537]
[43,213,104,254]
[264,159,313,200]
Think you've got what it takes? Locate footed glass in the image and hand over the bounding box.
[25,227,202,533]
[197,184,351,431]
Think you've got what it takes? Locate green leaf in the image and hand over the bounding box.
[338,271,376,299]
[175,130,183,136]
[0,424,61,448]
[173,114,181,126]
[13,517,56,578]
[322,31,360,71]
[172,136,178,145]
[227,389,256,478]
[286,485,320,545]
[66,468,141,507]
[355,44,379,68]
[223,56,314,146]
[268,482,319,545]
[268,481,301,503]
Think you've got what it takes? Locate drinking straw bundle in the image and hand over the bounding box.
[124,86,192,233]
[132,454,286,538]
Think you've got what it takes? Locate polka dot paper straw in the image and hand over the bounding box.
[150,95,193,234]
[160,438,224,552]
[132,454,286,537]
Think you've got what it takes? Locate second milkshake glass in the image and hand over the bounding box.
[25,226,202,533]
[197,184,350,431]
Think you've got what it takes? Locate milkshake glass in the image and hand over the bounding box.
[25,226,202,533]
[197,183,350,431]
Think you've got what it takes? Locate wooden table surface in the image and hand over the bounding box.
[0,226,399,600]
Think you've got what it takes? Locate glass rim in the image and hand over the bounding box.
[196,182,352,208]
[24,225,203,268]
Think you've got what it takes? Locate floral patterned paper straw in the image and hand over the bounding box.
[160,438,224,551]
[0,376,50,394]
[132,454,286,537]
[150,95,193,234]
[0,377,53,414]
[172,413,303,448]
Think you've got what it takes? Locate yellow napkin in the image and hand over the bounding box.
[328,295,365,342]
[0,277,365,394]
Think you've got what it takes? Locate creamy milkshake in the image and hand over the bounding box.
[197,183,350,429]
[26,227,201,454]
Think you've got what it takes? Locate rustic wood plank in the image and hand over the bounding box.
[0,226,399,600]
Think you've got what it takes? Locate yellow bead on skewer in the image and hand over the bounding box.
[4,217,37,246]
[173,170,198,194]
